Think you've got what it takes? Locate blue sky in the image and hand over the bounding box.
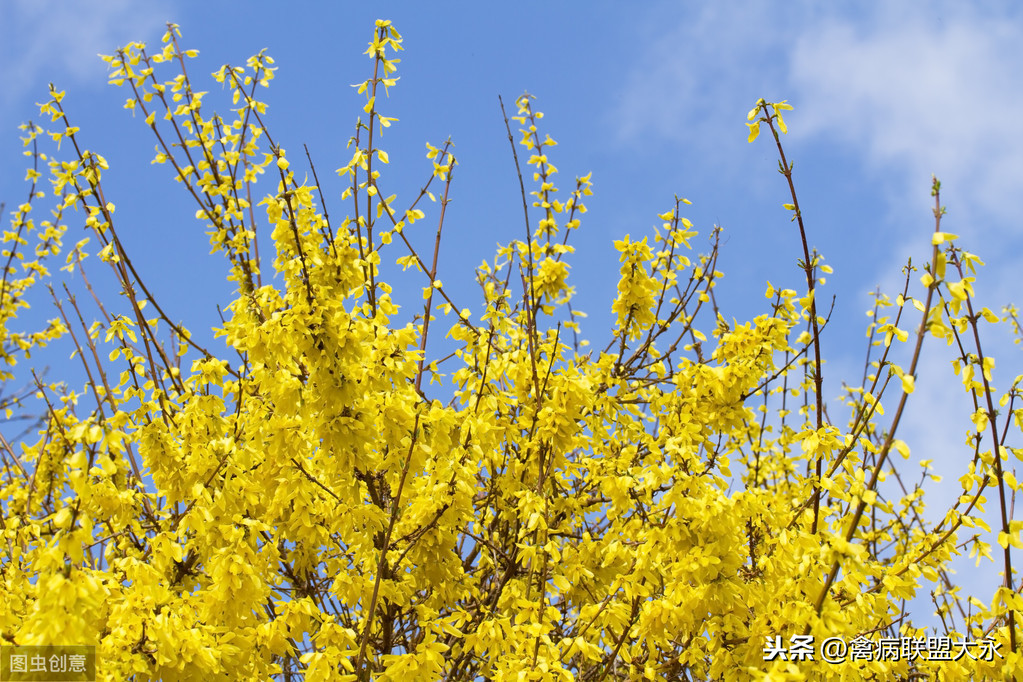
[3,0,1022,636]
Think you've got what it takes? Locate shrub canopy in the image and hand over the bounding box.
[1,19,1021,681]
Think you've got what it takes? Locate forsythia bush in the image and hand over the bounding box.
[1,19,1021,681]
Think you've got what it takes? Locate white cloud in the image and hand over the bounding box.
[610,0,824,167]
[613,2,1023,232]
[789,2,1023,232]
[0,0,171,114]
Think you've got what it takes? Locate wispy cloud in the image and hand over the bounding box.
[789,2,1023,231]
[613,2,1023,228]
[0,0,171,116]
[610,1,812,168]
